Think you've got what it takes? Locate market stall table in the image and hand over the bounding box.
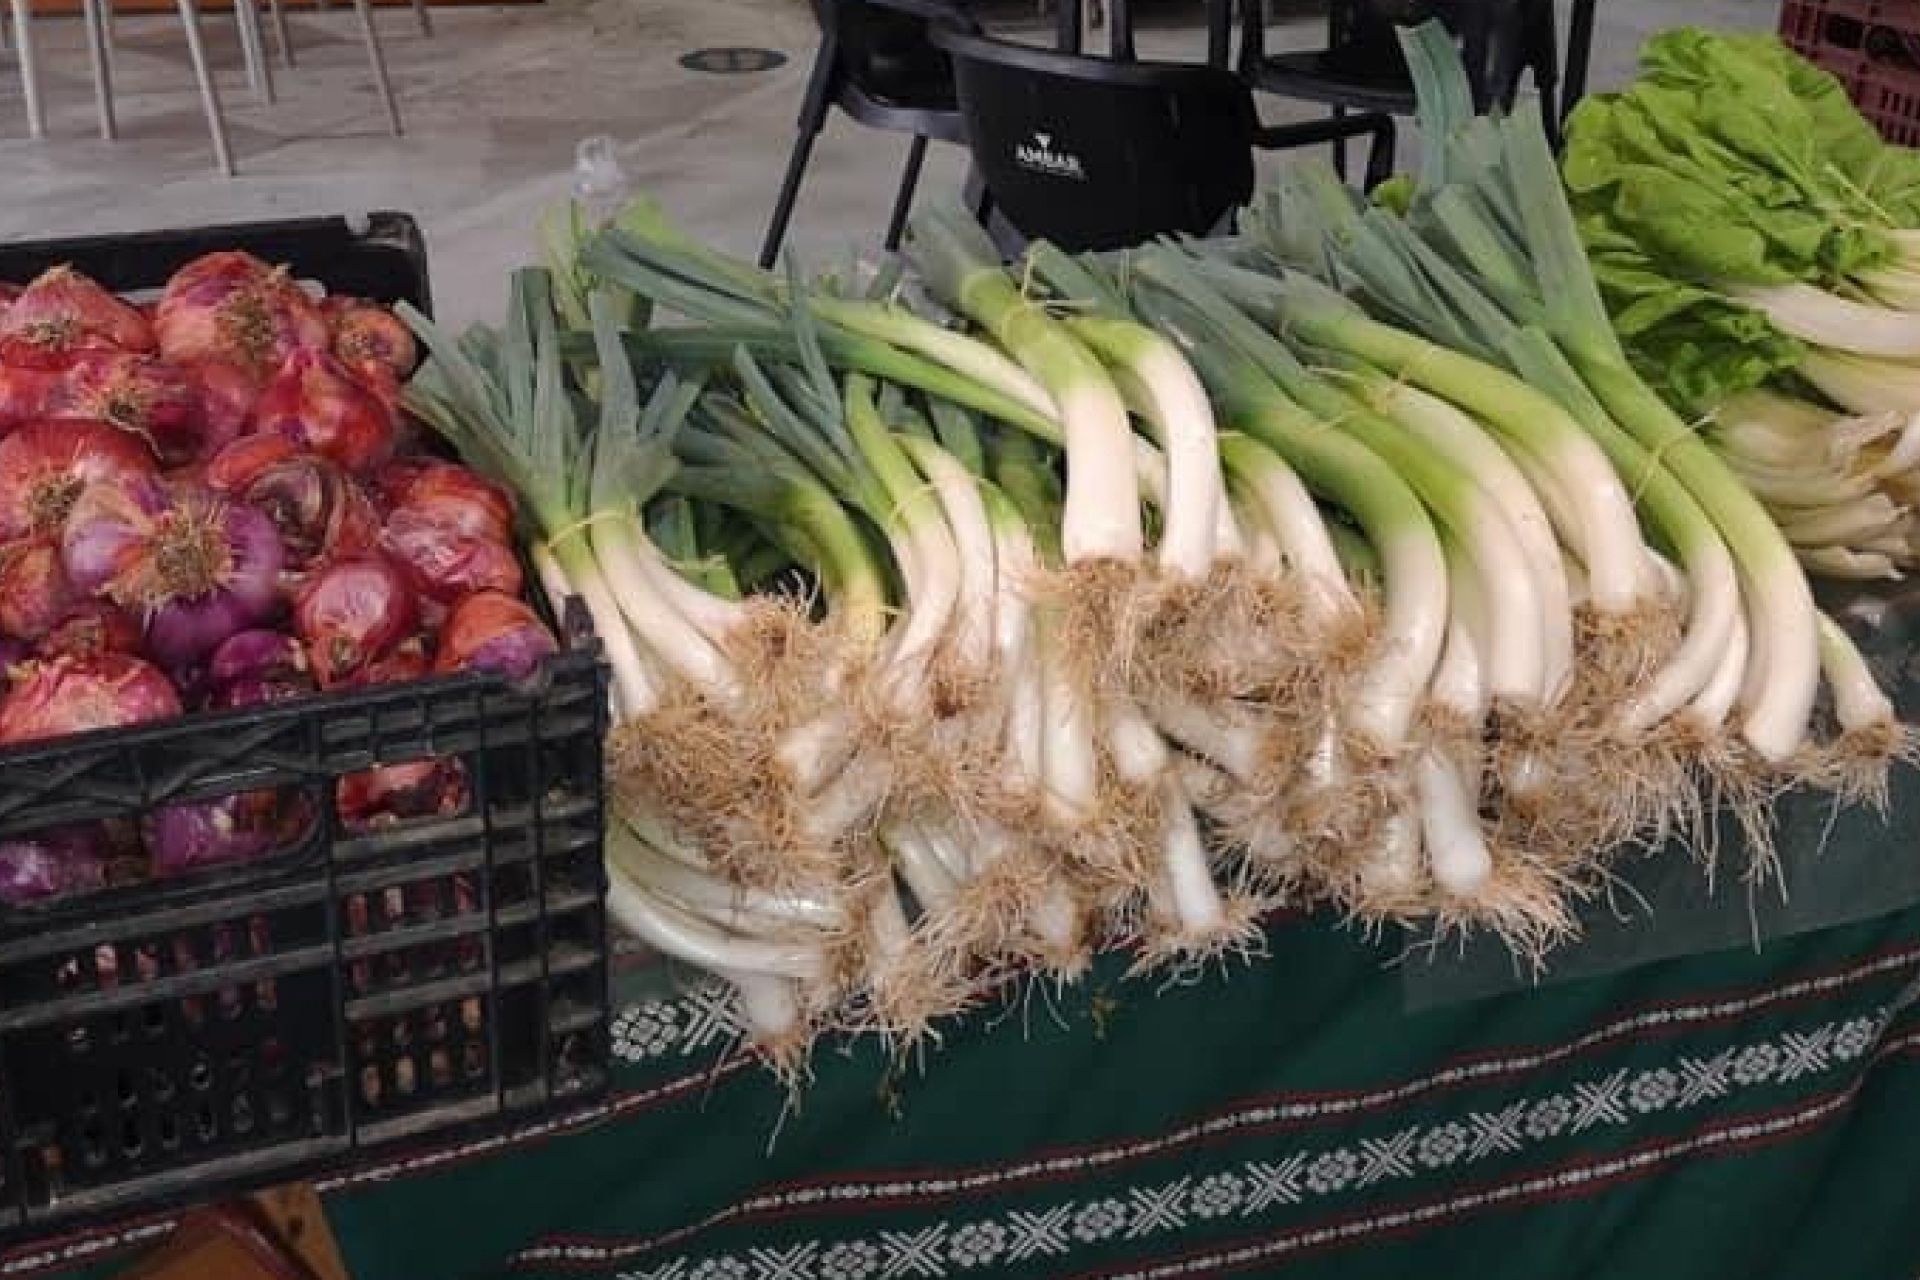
[12,856,1920,1279]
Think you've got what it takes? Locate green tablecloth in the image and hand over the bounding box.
[15,896,1920,1280]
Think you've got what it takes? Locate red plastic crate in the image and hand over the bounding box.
[1781,0,1920,145]
[1854,53,1920,145]
[1782,0,1920,55]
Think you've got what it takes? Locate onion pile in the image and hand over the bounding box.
[0,255,558,906]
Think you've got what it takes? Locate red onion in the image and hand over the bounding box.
[0,419,159,541]
[0,637,28,675]
[379,460,516,542]
[342,633,427,687]
[337,758,470,833]
[153,253,328,385]
[206,629,314,708]
[0,365,59,434]
[0,282,19,314]
[381,510,523,605]
[40,355,212,465]
[434,592,557,680]
[254,349,397,474]
[0,653,181,744]
[61,476,285,669]
[0,539,76,641]
[144,789,314,877]
[293,556,416,686]
[185,358,261,443]
[37,602,142,661]
[328,300,418,383]
[244,455,382,579]
[205,432,302,494]
[0,823,111,905]
[0,267,154,368]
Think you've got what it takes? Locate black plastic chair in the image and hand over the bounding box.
[760,0,980,269]
[929,26,1395,254]
[1234,0,1562,174]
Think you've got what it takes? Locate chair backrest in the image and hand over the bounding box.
[929,27,1258,253]
[813,0,977,112]
[1244,0,1542,108]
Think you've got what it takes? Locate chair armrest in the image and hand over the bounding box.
[1251,111,1397,190]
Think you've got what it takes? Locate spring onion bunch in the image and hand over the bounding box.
[402,90,1913,1065]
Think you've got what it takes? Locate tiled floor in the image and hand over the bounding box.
[0,0,1773,326]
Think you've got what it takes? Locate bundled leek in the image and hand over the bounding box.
[393,31,1912,1069]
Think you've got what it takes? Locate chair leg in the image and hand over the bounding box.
[81,0,116,140]
[175,0,235,175]
[351,0,404,137]
[409,0,430,38]
[759,122,822,269]
[758,44,837,269]
[1330,103,1348,181]
[882,133,929,254]
[269,0,295,68]
[9,0,45,140]
[235,0,275,105]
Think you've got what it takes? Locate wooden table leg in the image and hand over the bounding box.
[249,1184,350,1280]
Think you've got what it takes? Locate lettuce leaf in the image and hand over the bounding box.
[1560,28,1920,410]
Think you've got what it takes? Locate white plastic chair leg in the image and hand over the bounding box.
[268,0,294,68]
[174,0,235,175]
[234,0,274,104]
[8,0,44,140]
[81,0,116,140]
[351,0,402,137]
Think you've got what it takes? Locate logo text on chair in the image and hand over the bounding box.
[1014,131,1086,180]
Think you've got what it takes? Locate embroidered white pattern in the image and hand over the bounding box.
[596,1014,1914,1280]
[944,1222,1007,1269]
[1187,1173,1246,1219]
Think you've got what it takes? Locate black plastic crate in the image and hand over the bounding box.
[0,214,611,1240]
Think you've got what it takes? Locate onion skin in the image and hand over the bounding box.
[42,356,213,466]
[185,358,262,443]
[206,629,315,708]
[0,653,182,745]
[293,556,417,686]
[327,299,418,383]
[253,349,397,474]
[378,460,515,542]
[0,366,59,434]
[337,758,469,833]
[0,419,159,541]
[0,267,154,368]
[381,510,523,605]
[340,634,427,687]
[244,455,382,579]
[205,433,302,494]
[62,477,286,669]
[154,253,328,385]
[143,789,314,877]
[0,823,111,905]
[434,592,556,679]
[0,539,76,641]
[37,602,142,661]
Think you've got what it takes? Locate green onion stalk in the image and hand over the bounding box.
[404,277,879,1060]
